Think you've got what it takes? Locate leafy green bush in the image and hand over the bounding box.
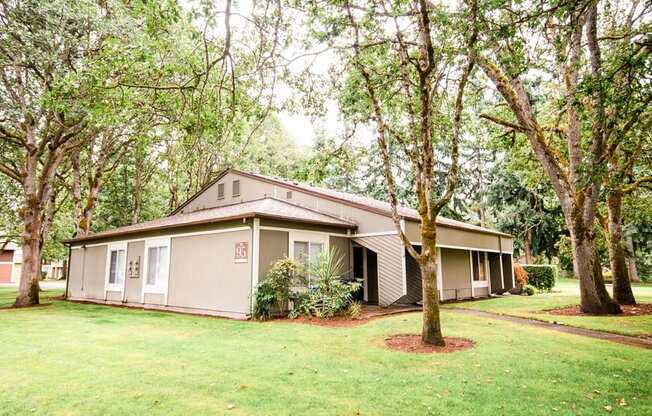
[253,281,276,320]
[289,248,361,319]
[253,257,303,320]
[522,265,556,292]
[523,284,535,296]
[555,236,574,275]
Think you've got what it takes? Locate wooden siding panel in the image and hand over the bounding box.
[395,250,422,304]
[353,235,404,306]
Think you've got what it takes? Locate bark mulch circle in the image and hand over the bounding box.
[384,334,475,354]
[546,303,652,317]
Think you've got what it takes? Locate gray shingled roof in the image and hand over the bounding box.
[66,197,355,243]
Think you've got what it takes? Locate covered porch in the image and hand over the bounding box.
[350,236,515,306]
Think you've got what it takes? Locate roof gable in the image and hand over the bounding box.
[171,169,511,238]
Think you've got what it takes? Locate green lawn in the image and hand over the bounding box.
[446,279,652,337]
[0,285,64,309]
[1,286,651,415]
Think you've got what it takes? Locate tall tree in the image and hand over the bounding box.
[124,0,289,211]
[0,0,147,305]
[302,0,474,345]
[486,163,566,263]
[471,0,651,313]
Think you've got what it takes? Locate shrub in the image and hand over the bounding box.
[252,281,276,320]
[288,292,312,319]
[266,257,304,310]
[514,263,528,288]
[253,257,304,320]
[311,248,361,318]
[523,284,535,296]
[522,264,556,292]
[555,236,574,274]
[289,247,361,319]
[347,301,362,319]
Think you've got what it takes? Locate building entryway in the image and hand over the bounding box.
[353,245,379,304]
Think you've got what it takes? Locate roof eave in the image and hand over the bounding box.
[64,212,256,244]
[64,211,356,245]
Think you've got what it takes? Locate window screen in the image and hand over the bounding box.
[147,246,169,286]
[294,241,323,286]
[286,191,292,199]
[108,249,126,285]
[309,243,323,265]
[293,241,308,264]
[217,183,225,199]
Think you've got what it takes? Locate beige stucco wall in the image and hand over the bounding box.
[144,293,165,305]
[329,236,351,278]
[167,230,252,315]
[441,248,472,300]
[474,287,489,297]
[68,245,107,300]
[501,237,514,253]
[405,219,515,254]
[437,227,500,251]
[404,220,420,241]
[106,291,122,302]
[124,241,144,303]
[259,230,288,281]
[68,248,84,297]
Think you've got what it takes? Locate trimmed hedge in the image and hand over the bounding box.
[522,265,556,292]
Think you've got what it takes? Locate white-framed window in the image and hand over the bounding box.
[105,243,127,291]
[293,241,323,287]
[217,183,225,200]
[289,231,329,288]
[143,238,170,294]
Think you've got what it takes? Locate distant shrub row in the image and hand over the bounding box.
[522,265,556,292]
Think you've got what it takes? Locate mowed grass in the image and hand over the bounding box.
[0,286,651,415]
[0,284,63,309]
[446,279,652,337]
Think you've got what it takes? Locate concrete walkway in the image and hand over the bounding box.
[450,308,652,350]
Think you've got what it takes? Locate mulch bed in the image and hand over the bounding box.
[546,303,652,316]
[285,315,372,327]
[277,306,421,328]
[384,334,475,354]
